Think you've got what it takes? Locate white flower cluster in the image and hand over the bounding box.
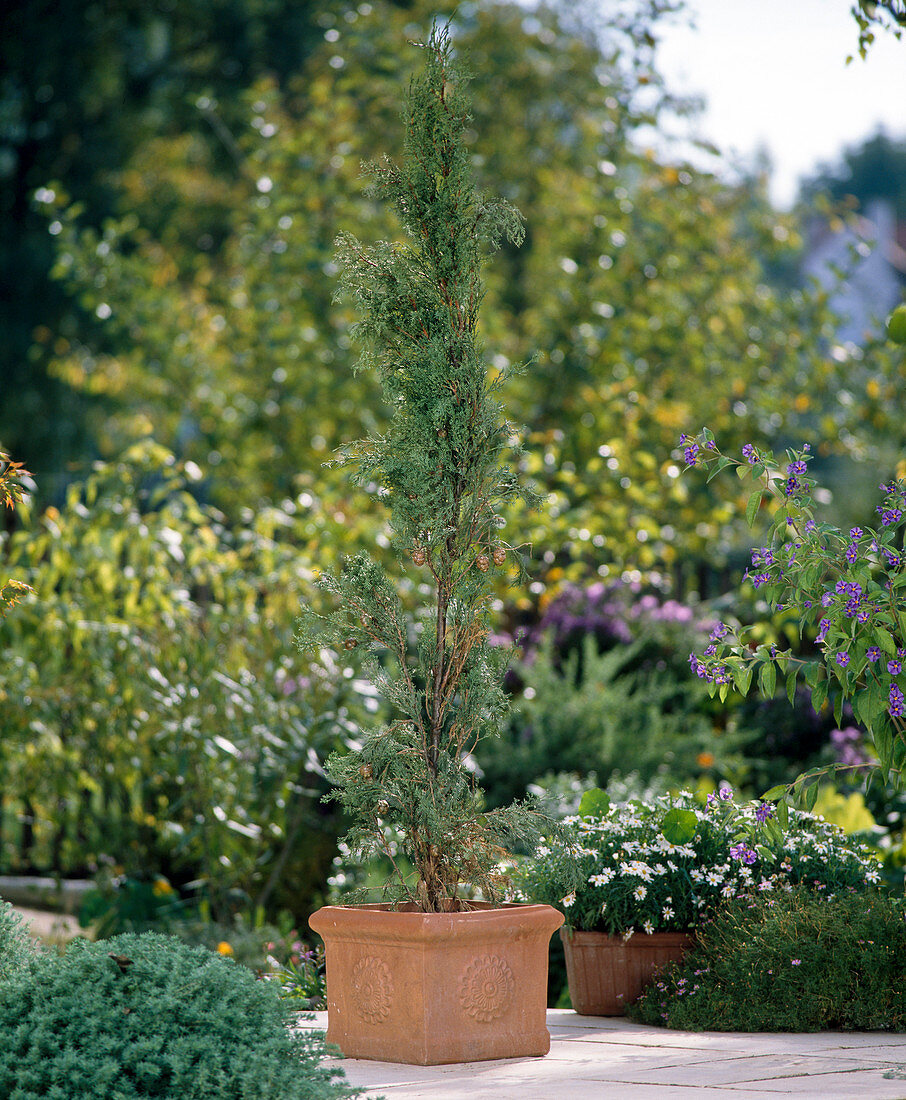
[529,792,884,938]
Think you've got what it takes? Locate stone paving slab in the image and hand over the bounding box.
[304,1010,906,1100]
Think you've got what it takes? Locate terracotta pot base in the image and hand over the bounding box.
[309,902,564,1065]
[561,927,693,1015]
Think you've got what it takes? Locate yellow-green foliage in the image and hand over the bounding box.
[0,442,378,917]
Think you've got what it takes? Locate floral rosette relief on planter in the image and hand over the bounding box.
[517,786,882,1014]
[300,25,564,1065]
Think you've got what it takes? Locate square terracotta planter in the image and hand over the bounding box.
[561,927,693,1015]
[309,901,564,1065]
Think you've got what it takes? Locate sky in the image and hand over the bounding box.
[651,0,906,207]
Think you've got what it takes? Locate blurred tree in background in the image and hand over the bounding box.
[27,0,902,583]
[801,131,906,219]
[1,0,344,498]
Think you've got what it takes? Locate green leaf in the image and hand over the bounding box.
[811,677,829,713]
[804,782,819,813]
[875,627,897,656]
[755,845,775,863]
[785,668,797,706]
[872,721,893,773]
[732,664,753,696]
[707,456,734,483]
[577,788,611,819]
[745,489,763,529]
[833,692,843,726]
[761,785,788,800]
[758,662,776,699]
[776,799,789,829]
[661,808,698,845]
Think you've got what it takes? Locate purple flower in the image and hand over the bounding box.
[889,659,902,675]
[816,619,831,642]
[805,520,816,533]
[755,802,775,824]
[867,647,881,662]
[710,622,729,642]
[845,543,859,563]
[684,442,699,466]
[889,684,905,718]
[742,443,757,465]
[791,959,801,966]
[718,785,733,801]
[787,460,808,477]
[836,652,850,668]
[850,527,863,539]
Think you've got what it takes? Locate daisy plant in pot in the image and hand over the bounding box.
[517,784,882,1015]
[300,24,564,1066]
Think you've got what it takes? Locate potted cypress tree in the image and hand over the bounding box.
[303,24,564,1066]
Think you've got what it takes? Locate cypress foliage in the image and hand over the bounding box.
[298,23,545,913]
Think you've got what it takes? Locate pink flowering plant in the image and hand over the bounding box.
[680,430,906,802]
[515,786,880,937]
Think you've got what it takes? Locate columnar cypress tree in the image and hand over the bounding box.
[298,23,544,913]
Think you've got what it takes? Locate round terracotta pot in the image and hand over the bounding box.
[560,926,693,1015]
[309,901,564,1065]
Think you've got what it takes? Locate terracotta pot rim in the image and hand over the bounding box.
[321,900,547,914]
[310,900,564,942]
[561,927,694,944]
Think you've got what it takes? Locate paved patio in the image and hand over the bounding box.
[307,1010,906,1099]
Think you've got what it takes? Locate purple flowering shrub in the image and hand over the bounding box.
[516,579,709,679]
[475,581,731,807]
[680,431,906,800]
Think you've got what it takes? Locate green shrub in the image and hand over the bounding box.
[0,899,38,979]
[630,888,906,1031]
[479,633,731,807]
[0,931,359,1099]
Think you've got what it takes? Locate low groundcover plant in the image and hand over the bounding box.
[0,925,358,1100]
[629,887,906,1031]
[516,787,882,937]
